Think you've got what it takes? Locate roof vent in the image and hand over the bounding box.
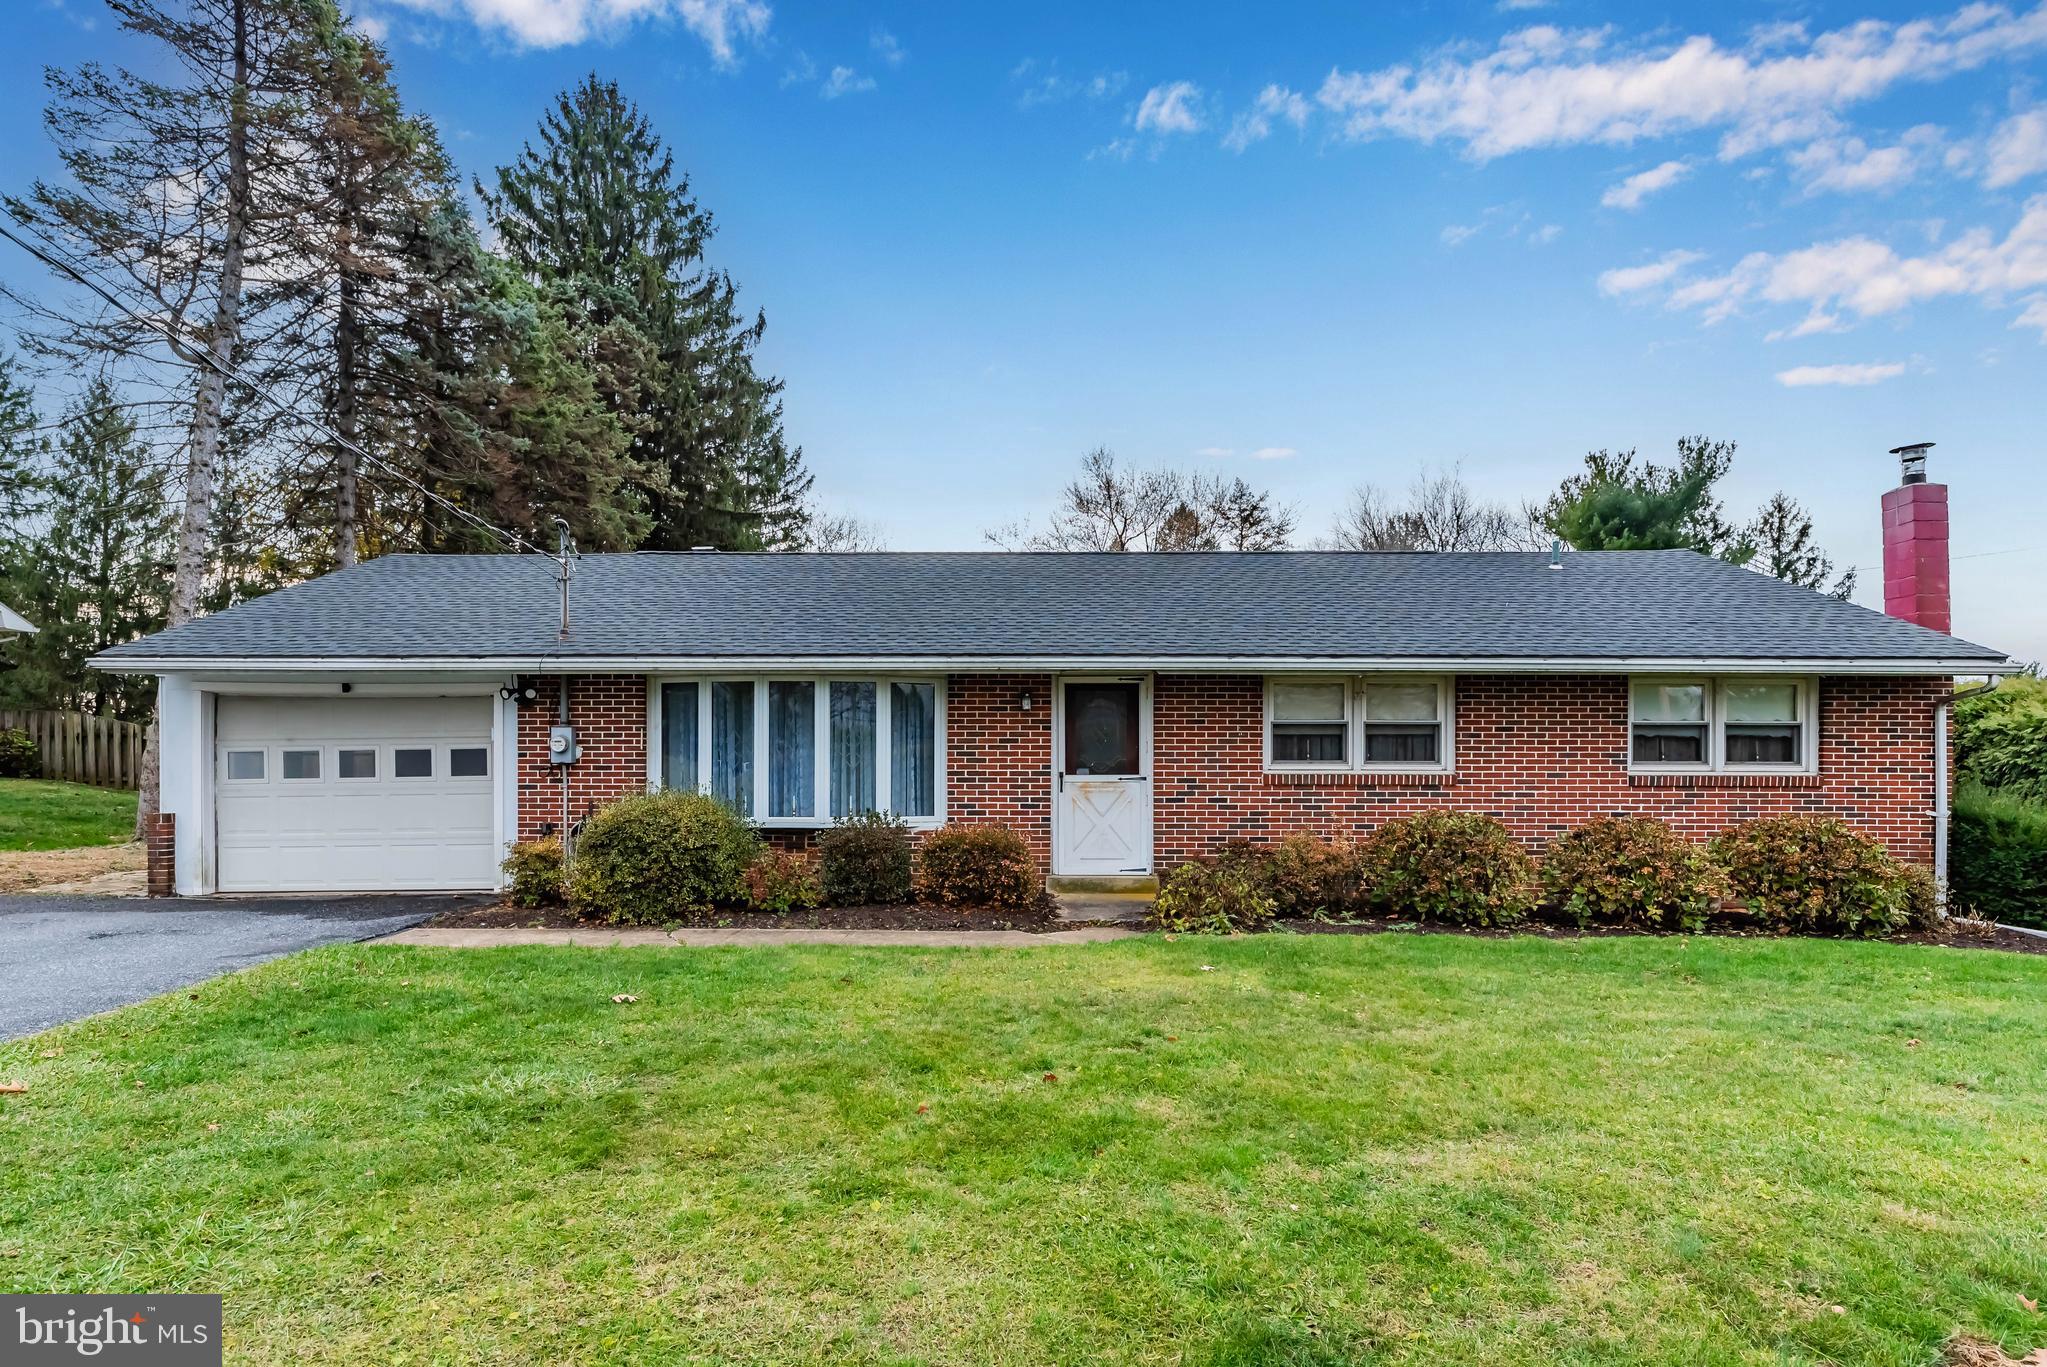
[1548,538,1563,570]
[1889,441,1933,486]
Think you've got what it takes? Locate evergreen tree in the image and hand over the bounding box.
[0,354,46,528]
[1750,491,1856,600]
[481,76,811,551]
[1541,436,1754,563]
[0,378,172,720]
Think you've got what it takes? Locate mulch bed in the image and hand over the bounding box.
[427,900,2047,953]
[427,899,1084,934]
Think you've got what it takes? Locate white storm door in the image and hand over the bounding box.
[1053,678,1152,876]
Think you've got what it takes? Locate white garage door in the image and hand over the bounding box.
[215,696,496,893]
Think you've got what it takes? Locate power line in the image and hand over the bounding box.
[0,217,559,565]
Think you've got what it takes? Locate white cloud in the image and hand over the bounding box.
[1764,310,1846,340]
[1497,0,1552,9]
[821,65,876,99]
[2014,294,2047,337]
[1314,4,2047,161]
[1251,446,1297,460]
[1650,196,2047,327]
[1134,81,1205,135]
[1597,248,1705,295]
[1775,361,1908,386]
[1601,159,1690,209]
[1195,446,1234,458]
[1441,222,1482,246]
[1986,109,2047,187]
[1788,126,1941,193]
[1530,222,1563,244]
[1223,84,1312,152]
[780,50,817,87]
[378,0,770,59]
[1012,60,1127,109]
[870,25,905,67]
[1088,138,1137,162]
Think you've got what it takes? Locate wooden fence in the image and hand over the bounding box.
[0,709,149,790]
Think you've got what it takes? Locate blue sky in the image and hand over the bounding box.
[8,0,2047,660]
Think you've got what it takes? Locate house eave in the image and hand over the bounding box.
[90,652,2011,678]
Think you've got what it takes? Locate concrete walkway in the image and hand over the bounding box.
[378,924,1140,948]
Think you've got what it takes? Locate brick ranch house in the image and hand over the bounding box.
[95,457,2005,898]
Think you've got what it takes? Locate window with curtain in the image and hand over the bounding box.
[1722,682,1802,765]
[830,682,876,818]
[656,677,941,825]
[1270,679,1348,764]
[660,682,698,790]
[1630,679,1709,764]
[768,681,816,818]
[891,682,937,818]
[710,680,754,816]
[1362,680,1441,764]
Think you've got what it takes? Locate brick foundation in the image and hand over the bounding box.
[509,671,1946,869]
[146,812,175,897]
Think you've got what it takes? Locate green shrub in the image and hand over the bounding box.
[1955,674,2047,802]
[819,810,913,906]
[1266,832,1365,919]
[500,838,565,908]
[1356,811,1535,926]
[567,790,759,925]
[1710,815,1916,938]
[742,846,823,913]
[1539,815,1725,932]
[0,729,37,780]
[915,823,1041,910]
[1149,856,1278,934]
[1950,779,2047,928]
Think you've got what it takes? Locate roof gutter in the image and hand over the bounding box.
[89,652,2012,677]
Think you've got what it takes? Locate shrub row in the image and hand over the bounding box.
[1151,811,1936,938]
[0,728,38,780]
[500,792,1045,924]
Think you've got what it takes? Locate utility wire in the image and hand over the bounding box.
[0,217,559,565]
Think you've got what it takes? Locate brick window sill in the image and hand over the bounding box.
[1627,772,1823,789]
[1262,771,1454,788]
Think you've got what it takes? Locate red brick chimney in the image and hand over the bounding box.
[1881,442,1950,634]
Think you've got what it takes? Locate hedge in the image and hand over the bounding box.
[1950,780,2047,928]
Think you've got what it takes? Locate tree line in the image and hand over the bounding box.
[995,439,1856,599]
[0,0,847,729]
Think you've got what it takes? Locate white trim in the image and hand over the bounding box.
[97,653,2006,677]
[1626,674,1820,776]
[645,673,947,830]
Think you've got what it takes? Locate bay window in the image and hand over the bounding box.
[655,676,944,826]
[1629,676,1815,772]
[1265,676,1452,773]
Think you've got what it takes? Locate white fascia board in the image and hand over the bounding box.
[95,653,2011,677]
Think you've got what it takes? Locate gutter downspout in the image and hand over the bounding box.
[1934,675,2001,906]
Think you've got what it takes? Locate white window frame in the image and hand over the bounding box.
[1627,675,1818,775]
[645,675,947,829]
[1262,675,1455,775]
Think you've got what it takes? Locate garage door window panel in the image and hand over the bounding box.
[281,749,321,781]
[338,748,378,780]
[449,747,488,778]
[394,748,433,779]
[224,750,266,781]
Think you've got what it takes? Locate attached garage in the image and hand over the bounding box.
[213,695,497,892]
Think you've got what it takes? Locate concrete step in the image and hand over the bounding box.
[1047,874,1159,895]
[1050,890,1153,925]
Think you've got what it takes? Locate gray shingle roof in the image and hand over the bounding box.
[94,550,2007,667]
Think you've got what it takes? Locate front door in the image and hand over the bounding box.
[1053,678,1152,876]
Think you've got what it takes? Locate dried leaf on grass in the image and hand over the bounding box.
[0,1082,25,1095]
[610,994,638,1004]
[1944,1335,2047,1366]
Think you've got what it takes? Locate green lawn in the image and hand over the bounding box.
[4,936,2045,1365]
[0,777,136,850]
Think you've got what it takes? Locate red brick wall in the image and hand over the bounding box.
[509,672,1945,868]
[514,675,648,841]
[1153,674,1946,866]
[147,812,176,897]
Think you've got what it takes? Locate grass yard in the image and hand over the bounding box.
[0,776,136,850]
[3,935,2045,1365]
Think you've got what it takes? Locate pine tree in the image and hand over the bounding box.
[1541,436,1754,563]
[0,379,173,720]
[0,354,46,528]
[1750,492,1856,600]
[481,76,811,551]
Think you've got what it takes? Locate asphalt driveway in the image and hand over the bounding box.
[0,894,486,1040]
